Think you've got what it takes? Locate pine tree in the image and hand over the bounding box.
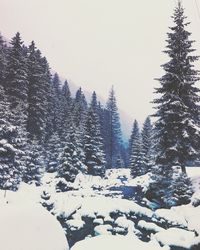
[106,86,123,168]
[84,106,106,177]
[129,120,143,177]
[57,127,83,190]
[4,33,29,176]
[27,42,49,142]
[153,1,200,172]
[5,32,28,116]
[46,132,62,173]
[52,73,62,135]
[0,33,7,86]
[60,80,73,141]
[23,139,44,185]
[141,117,153,173]
[0,85,23,191]
[149,1,199,207]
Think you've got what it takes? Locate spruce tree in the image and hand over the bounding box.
[46,132,62,173]
[106,86,123,168]
[149,1,199,207]
[141,117,153,173]
[153,1,200,172]
[57,127,83,190]
[129,120,143,177]
[0,85,23,191]
[23,139,44,185]
[4,33,29,175]
[27,42,49,142]
[5,32,28,117]
[0,33,7,86]
[84,106,106,177]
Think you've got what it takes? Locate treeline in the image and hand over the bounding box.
[0,32,127,191]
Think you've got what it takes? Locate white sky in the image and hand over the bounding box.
[1,0,200,137]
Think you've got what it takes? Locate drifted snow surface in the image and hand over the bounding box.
[71,235,169,250]
[0,167,200,250]
[0,195,68,250]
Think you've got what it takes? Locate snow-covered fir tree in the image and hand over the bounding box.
[46,132,62,173]
[0,33,7,86]
[0,85,23,191]
[84,105,106,177]
[106,86,123,168]
[60,80,73,142]
[27,41,49,142]
[57,127,84,191]
[4,33,28,122]
[52,73,63,135]
[129,120,143,177]
[23,138,44,186]
[141,116,153,174]
[149,1,199,207]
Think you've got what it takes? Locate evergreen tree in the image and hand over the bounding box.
[141,117,153,173]
[5,32,28,117]
[153,1,200,173]
[46,132,62,173]
[106,86,123,168]
[27,42,49,142]
[0,85,23,191]
[0,33,7,86]
[129,120,143,177]
[60,80,73,141]
[4,32,29,175]
[84,106,106,177]
[52,73,62,135]
[72,87,88,128]
[149,2,199,207]
[23,139,44,185]
[57,127,83,190]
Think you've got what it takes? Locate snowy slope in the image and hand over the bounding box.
[0,202,68,250]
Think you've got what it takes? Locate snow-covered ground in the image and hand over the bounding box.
[0,198,68,250]
[0,166,200,250]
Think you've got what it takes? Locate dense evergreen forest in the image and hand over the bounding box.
[1,1,200,209]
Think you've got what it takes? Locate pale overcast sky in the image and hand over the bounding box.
[1,0,200,137]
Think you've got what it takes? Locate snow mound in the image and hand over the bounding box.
[115,216,135,232]
[154,228,197,249]
[137,220,165,233]
[94,225,112,235]
[71,235,169,250]
[0,203,68,250]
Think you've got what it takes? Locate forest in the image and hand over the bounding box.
[0,1,200,250]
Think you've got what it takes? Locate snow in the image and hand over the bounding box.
[115,216,135,232]
[0,202,68,250]
[94,225,112,235]
[66,219,85,231]
[93,218,104,225]
[137,220,165,233]
[71,235,169,250]
[187,167,200,178]
[153,228,198,249]
[1,167,200,250]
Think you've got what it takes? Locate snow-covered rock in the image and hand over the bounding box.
[0,203,68,250]
[94,225,112,236]
[137,220,165,233]
[71,235,169,250]
[66,219,85,231]
[115,216,135,232]
[153,228,198,249]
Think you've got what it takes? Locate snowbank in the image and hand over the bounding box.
[153,228,197,249]
[71,235,169,250]
[0,203,68,250]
